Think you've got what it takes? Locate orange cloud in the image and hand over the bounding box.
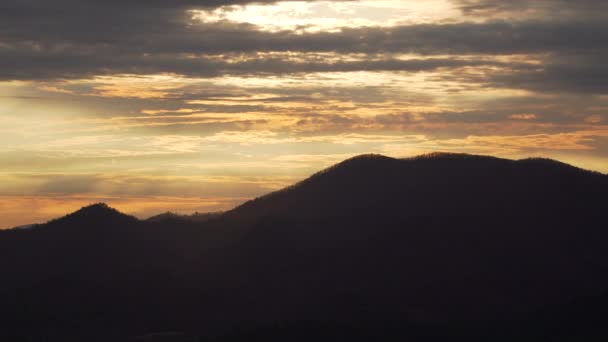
[509,113,538,120]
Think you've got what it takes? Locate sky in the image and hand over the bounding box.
[1,0,608,227]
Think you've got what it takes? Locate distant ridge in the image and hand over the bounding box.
[146,211,222,223]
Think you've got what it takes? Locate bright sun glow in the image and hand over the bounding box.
[192,0,461,32]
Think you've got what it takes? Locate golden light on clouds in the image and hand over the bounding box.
[192,0,460,32]
[509,113,538,120]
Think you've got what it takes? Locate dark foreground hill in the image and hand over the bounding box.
[1,153,607,341]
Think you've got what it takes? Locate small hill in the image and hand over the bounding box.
[45,202,139,227]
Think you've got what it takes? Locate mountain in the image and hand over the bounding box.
[227,153,606,219]
[1,153,607,341]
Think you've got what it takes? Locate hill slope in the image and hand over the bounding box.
[1,153,607,341]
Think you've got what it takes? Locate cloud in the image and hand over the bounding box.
[11,18,608,55]
[382,128,608,158]
[433,53,608,95]
[1,0,605,97]
[509,114,538,120]
[452,0,608,18]
[0,0,606,93]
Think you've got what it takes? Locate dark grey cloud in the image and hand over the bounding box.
[491,60,608,95]
[437,53,608,94]
[0,0,606,96]
[3,18,607,56]
[453,0,608,18]
[0,0,349,47]
[1,19,606,80]
[0,47,520,80]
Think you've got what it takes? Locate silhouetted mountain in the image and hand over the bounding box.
[227,153,606,220]
[1,153,607,341]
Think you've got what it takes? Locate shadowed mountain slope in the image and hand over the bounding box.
[1,153,607,341]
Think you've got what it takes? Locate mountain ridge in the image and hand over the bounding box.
[6,152,606,230]
[2,153,608,341]
[225,152,607,221]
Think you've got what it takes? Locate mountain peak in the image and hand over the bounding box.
[317,153,396,174]
[343,153,394,162]
[75,203,117,214]
[408,152,502,161]
[48,203,138,226]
